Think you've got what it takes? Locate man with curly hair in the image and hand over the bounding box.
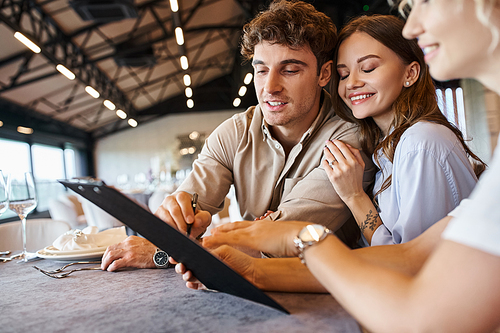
[101,0,375,271]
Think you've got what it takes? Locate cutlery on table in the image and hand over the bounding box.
[33,261,102,279]
[0,253,24,262]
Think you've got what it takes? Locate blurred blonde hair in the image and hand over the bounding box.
[392,0,499,51]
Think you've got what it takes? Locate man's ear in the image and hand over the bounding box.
[318,60,333,88]
[403,61,420,87]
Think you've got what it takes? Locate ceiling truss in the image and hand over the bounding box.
[0,0,393,140]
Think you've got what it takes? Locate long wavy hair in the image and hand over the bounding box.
[331,15,485,197]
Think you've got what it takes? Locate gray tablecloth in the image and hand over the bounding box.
[0,259,361,332]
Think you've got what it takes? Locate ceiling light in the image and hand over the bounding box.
[185,87,193,98]
[180,56,189,70]
[169,0,178,12]
[116,109,127,119]
[180,148,189,155]
[187,99,194,108]
[128,118,138,127]
[188,147,196,154]
[85,86,100,98]
[189,131,199,140]
[175,27,184,46]
[244,72,253,85]
[238,86,247,97]
[183,74,191,86]
[56,64,75,80]
[14,32,41,53]
[0,121,3,127]
[233,98,241,107]
[103,100,116,110]
[17,126,33,135]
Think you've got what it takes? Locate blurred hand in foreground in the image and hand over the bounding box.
[202,220,312,257]
[174,245,257,290]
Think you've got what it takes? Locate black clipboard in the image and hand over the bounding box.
[59,179,289,314]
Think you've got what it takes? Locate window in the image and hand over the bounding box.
[32,144,67,212]
[436,87,467,136]
[0,139,81,219]
[0,139,31,219]
[0,139,31,174]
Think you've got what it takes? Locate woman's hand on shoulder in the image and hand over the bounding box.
[322,140,366,205]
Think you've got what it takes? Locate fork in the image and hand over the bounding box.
[0,253,24,262]
[33,261,101,274]
[34,266,102,279]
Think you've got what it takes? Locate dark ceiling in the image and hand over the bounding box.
[0,0,393,141]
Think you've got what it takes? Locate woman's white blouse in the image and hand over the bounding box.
[443,135,500,256]
[370,121,478,246]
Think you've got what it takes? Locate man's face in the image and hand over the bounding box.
[252,42,331,132]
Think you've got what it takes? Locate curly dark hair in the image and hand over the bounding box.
[240,0,337,74]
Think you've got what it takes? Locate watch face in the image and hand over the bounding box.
[299,224,326,242]
[154,251,169,266]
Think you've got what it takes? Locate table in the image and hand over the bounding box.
[0,260,361,333]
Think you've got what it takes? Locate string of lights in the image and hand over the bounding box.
[233,72,253,107]
[13,31,138,129]
[170,0,194,109]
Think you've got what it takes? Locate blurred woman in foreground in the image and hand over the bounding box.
[178,1,500,331]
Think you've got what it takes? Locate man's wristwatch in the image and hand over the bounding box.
[153,248,171,268]
[293,224,333,265]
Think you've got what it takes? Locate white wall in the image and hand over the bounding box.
[462,79,492,162]
[95,110,240,186]
[484,88,500,153]
[462,79,500,163]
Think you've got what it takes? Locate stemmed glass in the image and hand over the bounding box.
[8,172,37,262]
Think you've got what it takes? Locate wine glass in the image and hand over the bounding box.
[0,170,8,216]
[8,172,37,262]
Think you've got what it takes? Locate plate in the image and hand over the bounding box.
[43,245,108,255]
[36,248,105,261]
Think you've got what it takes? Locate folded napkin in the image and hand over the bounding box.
[52,226,128,251]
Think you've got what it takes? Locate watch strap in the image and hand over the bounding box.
[153,248,172,268]
[294,225,333,265]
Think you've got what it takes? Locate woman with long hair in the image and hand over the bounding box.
[322,14,484,246]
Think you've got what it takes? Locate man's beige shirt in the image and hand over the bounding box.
[177,91,375,244]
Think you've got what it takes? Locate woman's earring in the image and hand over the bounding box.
[405,81,410,86]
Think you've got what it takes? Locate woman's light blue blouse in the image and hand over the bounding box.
[370,121,478,246]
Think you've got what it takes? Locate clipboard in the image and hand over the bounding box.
[59,179,289,314]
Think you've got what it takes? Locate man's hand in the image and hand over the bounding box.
[101,236,157,271]
[175,245,257,290]
[155,191,212,238]
[202,220,311,257]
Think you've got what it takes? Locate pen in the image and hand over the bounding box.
[187,192,198,237]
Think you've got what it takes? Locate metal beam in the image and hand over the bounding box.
[0,0,137,115]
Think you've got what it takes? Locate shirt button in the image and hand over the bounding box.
[275,143,281,149]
